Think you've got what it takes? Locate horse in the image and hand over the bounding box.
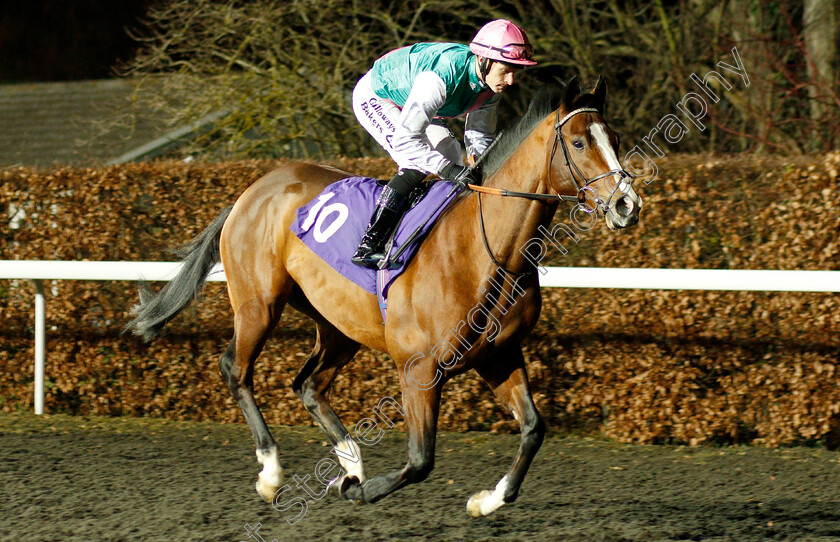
[127,76,642,517]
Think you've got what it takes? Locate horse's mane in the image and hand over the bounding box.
[480,83,601,179]
[480,86,563,178]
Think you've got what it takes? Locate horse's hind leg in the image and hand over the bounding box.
[290,294,363,487]
[219,295,286,502]
[340,357,443,504]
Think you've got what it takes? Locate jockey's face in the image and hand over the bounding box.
[484,61,521,94]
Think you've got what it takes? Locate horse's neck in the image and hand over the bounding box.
[476,117,560,273]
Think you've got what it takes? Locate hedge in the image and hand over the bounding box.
[1,153,838,447]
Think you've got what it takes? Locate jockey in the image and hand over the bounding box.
[350,19,537,269]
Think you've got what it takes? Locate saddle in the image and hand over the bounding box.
[290,176,464,300]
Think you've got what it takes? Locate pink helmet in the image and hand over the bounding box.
[469,19,537,66]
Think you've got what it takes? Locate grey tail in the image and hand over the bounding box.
[125,206,233,341]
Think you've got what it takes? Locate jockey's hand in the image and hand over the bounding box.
[440,162,478,185]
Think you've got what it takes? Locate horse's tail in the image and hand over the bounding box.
[125,206,233,341]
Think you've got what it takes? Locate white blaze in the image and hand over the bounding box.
[589,123,623,173]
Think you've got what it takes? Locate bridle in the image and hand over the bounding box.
[463,106,634,276]
[467,106,632,214]
[551,107,634,213]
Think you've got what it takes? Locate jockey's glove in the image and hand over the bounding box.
[440,162,478,185]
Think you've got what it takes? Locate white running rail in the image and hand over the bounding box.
[0,260,837,414]
[0,261,224,415]
[539,267,840,292]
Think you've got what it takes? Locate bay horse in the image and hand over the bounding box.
[127,76,642,517]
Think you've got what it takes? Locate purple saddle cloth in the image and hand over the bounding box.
[290,176,463,296]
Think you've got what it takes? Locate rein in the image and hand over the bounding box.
[466,184,577,202]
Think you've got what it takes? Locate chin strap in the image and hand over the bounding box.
[478,57,492,87]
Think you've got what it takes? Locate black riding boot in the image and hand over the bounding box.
[351,185,407,269]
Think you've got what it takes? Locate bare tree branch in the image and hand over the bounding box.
[108,0,839,159]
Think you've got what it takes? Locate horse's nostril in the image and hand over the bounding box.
[615,196,634,218]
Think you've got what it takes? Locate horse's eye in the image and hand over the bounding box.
[573,139,585,150]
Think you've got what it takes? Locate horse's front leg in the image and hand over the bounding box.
[468,345,545,517]
[340,361,442,503]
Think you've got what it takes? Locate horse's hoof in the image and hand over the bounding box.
[467,489,494,517]
[339,475,364,504]
[255,472,284,503]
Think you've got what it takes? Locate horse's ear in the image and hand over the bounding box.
[592,75,607,113]
[562,76,580,110]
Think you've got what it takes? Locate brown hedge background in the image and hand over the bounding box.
[1,154,838,447]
